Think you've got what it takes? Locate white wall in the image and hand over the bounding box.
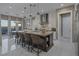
[32,10,57,29]
[48,10,56,28]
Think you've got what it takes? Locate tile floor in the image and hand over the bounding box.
[0,35,78,56]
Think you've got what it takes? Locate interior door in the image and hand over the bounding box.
[61,13,71,39]
[58,11,72,42]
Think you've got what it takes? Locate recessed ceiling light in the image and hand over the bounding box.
[9,6,12,9]
[22,11,24,13]
[60,4,64,7]
[41,9,44,13]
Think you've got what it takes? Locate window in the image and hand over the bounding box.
[11,21,16,31]
[18,23,22,30]
[1,20,8,34]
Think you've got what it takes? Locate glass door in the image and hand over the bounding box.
[1,20,8,40]
[10,20,22,39]
[10,20,16,38]
[0,19,9,54]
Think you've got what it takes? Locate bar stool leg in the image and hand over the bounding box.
[37,46,40,56]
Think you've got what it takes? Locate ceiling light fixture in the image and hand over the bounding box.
[29,4,36,17]
[9,6,12,9]
[23,6,27,18]
[22,11,24,13]
[29,4,32,17]
[60,4,64,7]
[37,4,40,15]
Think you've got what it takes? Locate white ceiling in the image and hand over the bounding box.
[0,3,74,18]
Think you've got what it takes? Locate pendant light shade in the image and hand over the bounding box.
[37,4,40,15]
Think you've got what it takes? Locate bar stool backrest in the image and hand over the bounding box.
[31,35,44,45]
[15,32,19,38]
[23,33,31,42]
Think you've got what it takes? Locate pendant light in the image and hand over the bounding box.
[37,3,40,15]
[23,5,27,18]
[29,4,32,17]
[29,4,36,20]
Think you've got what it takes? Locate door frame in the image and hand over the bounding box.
[0,15,2,46]
[57,10,72,42]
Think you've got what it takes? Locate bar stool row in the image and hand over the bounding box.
[15,32,45,56]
